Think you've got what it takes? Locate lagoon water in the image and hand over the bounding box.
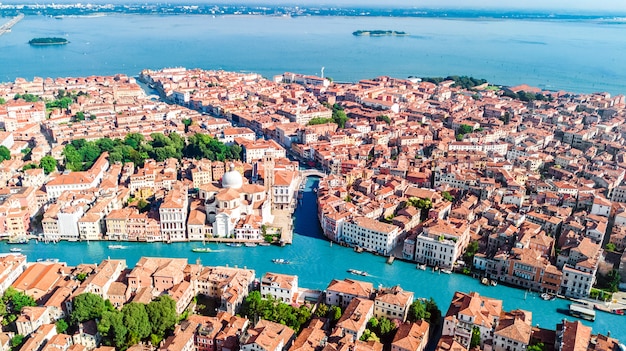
[0,14,625,94]
[1,13,626,340]
[1,178,625,340]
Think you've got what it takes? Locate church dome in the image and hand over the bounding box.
[222,163,243,189]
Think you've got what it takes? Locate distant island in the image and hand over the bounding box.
[353,30,408,37]
[28,37,69,45]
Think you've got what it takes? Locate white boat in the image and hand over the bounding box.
[481,277,490,285]
[347,269,368,276]
[9,248,22,253]
[490,280,498,286]
[108,244,127,249]
[418,264,427,270]
[245,243,258,247]
[541,293,556,301]
[441,269,452,274]
[259,242,271,246]
[272,258,291,264]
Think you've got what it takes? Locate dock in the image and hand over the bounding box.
[0,13,24,37]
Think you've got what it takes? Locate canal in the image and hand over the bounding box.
[1,177,624,340]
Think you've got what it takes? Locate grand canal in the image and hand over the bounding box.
[1,177,624,340]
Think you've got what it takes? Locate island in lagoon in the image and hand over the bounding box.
[353,30,408,36]
[28,37,69,45]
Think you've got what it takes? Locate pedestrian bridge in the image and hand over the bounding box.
[300,169,326,178]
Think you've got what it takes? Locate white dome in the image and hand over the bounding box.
[222,163,243,189]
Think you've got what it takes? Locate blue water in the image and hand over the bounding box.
[0,15,625,94]
[1,178,624,340]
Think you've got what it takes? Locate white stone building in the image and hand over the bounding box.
[342,216,402,256]
[260,272,298,303]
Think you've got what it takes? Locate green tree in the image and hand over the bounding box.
[122,302,151,344]
[471,326,481,348]
[0,146,10,161]
[528,343,545,351]
[124,133,145,149]
[330,305,342,321]
[0,97,6,105]
[442,191,454,202]
[407,300,430,322]
[605,243,616,252]
[2,287,36,315]
[22,163,39,171]
[457,124,474,135]
[314,303,329,318]
[464,241,480,267]
[308,117,335,125]
[376,115,391,124]
[10,335,24,349]
[424,298,441,330]
[99,309,127,348]
[39,156,58,174]
[14,93,40,102]
[146,295,178,337]
[76,272,88,282]
[607,269,621,293]
[56,319,69,333]
[71,293,105,325]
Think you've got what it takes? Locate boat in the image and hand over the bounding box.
[108,244,127,249]
[245,243,258,247]
[272,258,291,264]
[7,237,28,244]
[192,247,212,253]
[569,303,596,321]
[387,256,395,264]
[594,304,625,315]
[9,248,22,253]
[441,269,452,274]
[418,264,427,270]
[541,293,556,301]
[226,243,242,247]
[481,277,490,285]
[490,280,498,287]
[354,246,363,253]
[347,269,368,277]
[259,242,271,246]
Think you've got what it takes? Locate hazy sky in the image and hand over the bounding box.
[210,0,626,12]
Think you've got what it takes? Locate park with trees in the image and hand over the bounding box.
[62,132,242,172]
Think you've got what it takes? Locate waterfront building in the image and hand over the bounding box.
[260,272,298,303]
[325,279,374,309]
[199,163,272,239]
[391,321,430,351]
[0,254,27,295]
[12,262,67,302]
[342,216,401,256]
[442,291,503,349]
[555,237,600,298]
[373,285,413,322]
[159,182,189,242]
[413,220,471,269]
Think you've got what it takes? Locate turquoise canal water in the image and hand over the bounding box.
[0,15,625,94]
[1,178,624,340]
